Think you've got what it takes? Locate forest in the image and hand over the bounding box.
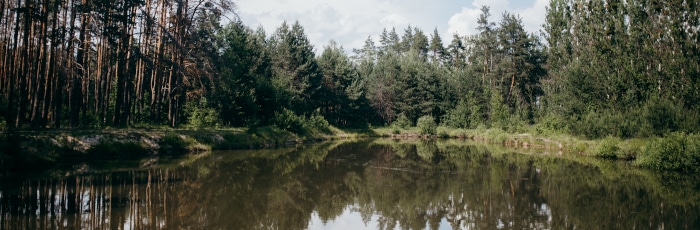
[0,0,698,140]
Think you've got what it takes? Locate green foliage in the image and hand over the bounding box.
[637,132,700,172]
[436,127,450,138]
[270,21,324,114]
[533,115,566,136]
[186,97,220,128]
[416,115,437,136]
[391,126,401,135]
[273,108,332,135]
[211,127,292,149]
[489,91,509,129]
[572,109,645,139]
[594,136,621,159]
[308,113,332,134]
[567,99,700,139]
[643,98,680,136]
[541,0,700,139]
[273,108,306,134]
[442,99,470,129]
[317,41,373,128]
[212,22,274,127]
[159,132,189,153]
[392,114,413,129]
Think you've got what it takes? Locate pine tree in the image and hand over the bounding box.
[269,21,323,115]
[447,34,467,69]
[429,28,446,64]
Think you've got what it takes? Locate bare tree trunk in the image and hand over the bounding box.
[151,0,168,123]
[16,0,34,128]
[42,0,62,127]
[80,0,93,125]
[63,0,78,129]
[6,0,22,131]
[29,0,49,128]
[507,57,516,104]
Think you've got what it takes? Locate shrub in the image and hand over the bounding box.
[594,136,621,159]
[643,97,681,136]
[417,115,437,136]
[437,128,450,138]
[307,113,331,134]
[391,126,401,135]
[393,114,413,129]
[273,108,306,134]
[572,142,589,154]
[186,97,219,128]
[637,132,700,172]
[489,92,509,129]
[442,99,470,129]
[159,132,188,153]
[273,108,332,135]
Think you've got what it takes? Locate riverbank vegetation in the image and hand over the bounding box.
[0,126,364,173]
[1,0,699,172]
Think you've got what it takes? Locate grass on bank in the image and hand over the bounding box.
[2,112,698,174]
[378,121,700,173]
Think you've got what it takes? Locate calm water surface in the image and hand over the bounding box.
[1,139,699,229]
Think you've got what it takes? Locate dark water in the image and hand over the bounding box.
[1,139,699,229]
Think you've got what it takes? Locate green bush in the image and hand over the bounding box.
[643,97,681,136]
[489,92,509,129]
[594,136,621,159]
[442,99,470,129]
[417,115,437,136]
[393,113,413,129]
[573,109,649,139]
[273,108,332,135]
[186,97,219,128]
[637,132,700,172]
[307,113,331,134]
[437,128,449,138]
[159,132,188,153]
[273,108,306,134]
[391,125,401,135]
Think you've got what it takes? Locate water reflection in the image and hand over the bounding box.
[1,139,699,229]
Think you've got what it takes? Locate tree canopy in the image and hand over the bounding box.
[1,0,698,138]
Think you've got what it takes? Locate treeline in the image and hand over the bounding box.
[1,0,699,139]
[190,7,547,132]
[0,0,234,129]
[542,0,700,138]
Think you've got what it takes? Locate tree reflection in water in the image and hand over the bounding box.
[1,139,699,229]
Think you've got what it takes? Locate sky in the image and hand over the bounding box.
[235,0,549,52]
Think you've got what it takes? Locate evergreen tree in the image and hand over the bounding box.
[367,50,400,124]
[318,41,370,127]
[429,28,447,64]
[447,34,467,69]
[495,12,542,123]
[474,6,497,86]
[269,21,323,115]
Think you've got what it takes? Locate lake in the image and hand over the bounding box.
[1,139,699,229]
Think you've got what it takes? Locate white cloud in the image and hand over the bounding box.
[380,14,408,28]
[447,7,482,37]
[519,0,550,34]
[234,0,545,51]
[447,0,547,38]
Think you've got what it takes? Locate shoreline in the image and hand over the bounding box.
[1,127,697,173]
[0,127,360,173]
